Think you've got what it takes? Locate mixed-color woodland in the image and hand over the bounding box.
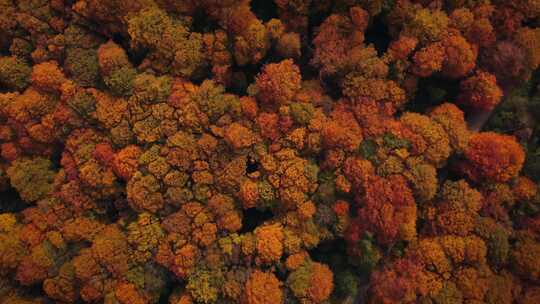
[0,0,540,303]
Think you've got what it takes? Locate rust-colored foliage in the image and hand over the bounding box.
[0,1,539,303]
[458,71,503,111]
[255,59,302,107]
[463,132,525,182]
[243,270,283,304]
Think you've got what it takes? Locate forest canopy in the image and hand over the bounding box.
[0,0,540,303]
